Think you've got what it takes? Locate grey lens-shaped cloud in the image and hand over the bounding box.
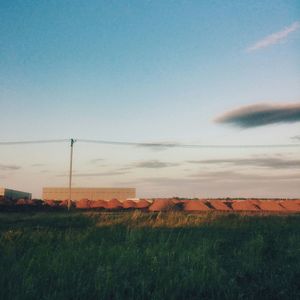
[188,157,300,169]
[133,160,180,168]
[215,103,300,128]
[0,164,21,170]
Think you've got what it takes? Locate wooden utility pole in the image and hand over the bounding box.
[68,138,75,210]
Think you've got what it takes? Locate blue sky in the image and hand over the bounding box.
[0,1,299,198]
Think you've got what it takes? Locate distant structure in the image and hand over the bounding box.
[43,187,136,201]
[0,187,32,201]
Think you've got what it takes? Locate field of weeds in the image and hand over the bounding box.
[0,211,299,300]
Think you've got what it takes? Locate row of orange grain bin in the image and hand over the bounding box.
[1,197,300,212]
[45,198,300,212]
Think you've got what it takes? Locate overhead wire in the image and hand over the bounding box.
[0,139,69,145]
[78,139,300,149]
[0,138,299,148]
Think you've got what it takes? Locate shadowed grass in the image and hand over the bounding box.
[0,212,299,300]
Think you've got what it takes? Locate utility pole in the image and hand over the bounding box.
[68,138,76,210]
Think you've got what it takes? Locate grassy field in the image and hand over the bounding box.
[0,211,299,300]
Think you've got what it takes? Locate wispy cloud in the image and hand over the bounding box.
[0,164,21,171]
[73,171,128,177]
[215,102,300,128]
[188,157,300,169]
[116,160,180,171]
[40,170,51,173]
[134,170,300,186]
[246,21,300,52]
[89,158,104,164]
[132,160,180,168]
[136,141,181,151]
[118,172,300,198]
[31,163,45,167]
[56,159,179,177]
[57,171,128,177]
[188,170,300,182]
[291,135,300,141]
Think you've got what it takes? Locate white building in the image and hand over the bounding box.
[0,187,32,201]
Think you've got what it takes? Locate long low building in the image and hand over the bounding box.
[0,187,32,201]
[43,187,136,201]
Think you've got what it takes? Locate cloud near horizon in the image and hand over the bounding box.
[136,142,181,151]
[291,135,300,141]
[215,103,300,128]
[188,157,300,169]
[119,172,300,198]
[0,164,21,171]
[132,160,180,168]
[188,170,300,182]
[246,21,300,52]
[57,171,128,177]
[129,170,300,186]
[31,163,45,167]
[89,158,104,164]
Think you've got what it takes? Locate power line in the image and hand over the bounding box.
[78,139,300,149]
[0,139,69,145]
[0,138,300,148]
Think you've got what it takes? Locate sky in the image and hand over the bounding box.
[0,0,300,198]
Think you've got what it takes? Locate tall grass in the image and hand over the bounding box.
[0,212,299,300]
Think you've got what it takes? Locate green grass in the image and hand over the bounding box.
[0,211,299,300]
